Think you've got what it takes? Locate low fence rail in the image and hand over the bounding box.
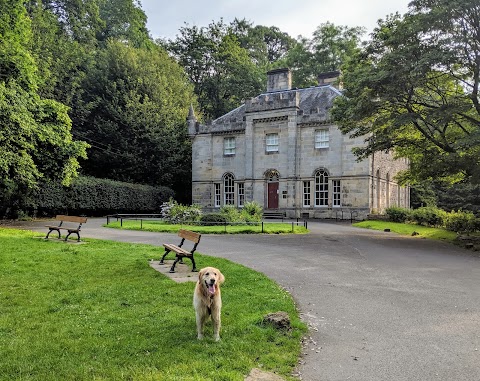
[106,214,307,233]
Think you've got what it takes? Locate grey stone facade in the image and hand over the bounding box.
[188,69,410,220]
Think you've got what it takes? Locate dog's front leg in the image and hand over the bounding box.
[212,310,221,341]
[196,311,205,340]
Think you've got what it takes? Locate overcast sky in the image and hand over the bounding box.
[140,0,411,40]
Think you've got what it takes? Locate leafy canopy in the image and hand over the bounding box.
[332,0,480,184]
[0,0,88,217]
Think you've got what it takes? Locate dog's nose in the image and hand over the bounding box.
[209,279,215,285]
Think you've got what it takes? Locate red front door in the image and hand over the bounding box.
[267,182,279,209]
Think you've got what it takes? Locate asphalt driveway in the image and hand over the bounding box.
[14,218,480,381]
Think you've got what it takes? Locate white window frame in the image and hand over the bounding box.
[303,181,311,207]
[214,183,221,207]
[314,170,329,207]
[315,129,329,149]
[333,180,341,207]
[266,133,279,153]
[223,173,235,205]
[224,137,236,155]
[237,182,245,207]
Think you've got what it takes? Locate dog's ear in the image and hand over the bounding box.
[217,270,225,285]
[198,268,205,282]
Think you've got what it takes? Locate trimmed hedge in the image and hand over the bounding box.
[33,176,174,216]
[199,213,228,226]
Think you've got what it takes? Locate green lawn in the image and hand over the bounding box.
[0,228,306,381]
[105,219,308,234]
[353,220,458,241]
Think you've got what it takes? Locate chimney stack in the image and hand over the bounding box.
[267,68,292,92]
[318,70,341,88]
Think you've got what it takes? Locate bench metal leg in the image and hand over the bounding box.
[64,231,81,242]
[169,255,197,273]
[169,256,182,273]
[190,255,197,272]
[45,228,61,240]
[160,249,171,264]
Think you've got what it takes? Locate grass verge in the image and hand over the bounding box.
[105,220,308,234]
[353,220,458,241]
[0,228,306,381]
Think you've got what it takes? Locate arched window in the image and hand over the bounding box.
[265,169,280,182]
[314,170,328,206]
[223,173,235,205]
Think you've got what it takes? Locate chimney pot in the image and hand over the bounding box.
[267,68,291,92]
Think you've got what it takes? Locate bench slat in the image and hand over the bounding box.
[45,225,80,232]
[178,229,201,243]
[55,215,87,223]
[163,244,191,255]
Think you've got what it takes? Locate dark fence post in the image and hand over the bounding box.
[262,221,264,233]
[140,219,143,229]
[121,217,123,227]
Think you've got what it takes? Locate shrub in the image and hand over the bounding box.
[385,207,411,223]
[444,210,476,233]
[219,205,244,223]
[199,213,228,226]
[241,201,263,222]
[160,199,202,223]
[411,207,446,227]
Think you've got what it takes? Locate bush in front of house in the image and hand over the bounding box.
[385,206,411,223]
[444,210,477,233]
[160,199,202,223]
[219,205,243,223]
[410,206,447,227]
[241,201,263,223]
[199,213,228,226]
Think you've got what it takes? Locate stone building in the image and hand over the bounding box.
[188,68,409,219]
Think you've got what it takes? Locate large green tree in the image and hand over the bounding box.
[25,0,197,201]
[0,0,88,217]
[77,40,195,198]
[285,22,365,87]
[332,0,480,185]
[165,20,267,120]
[230,19,296,65]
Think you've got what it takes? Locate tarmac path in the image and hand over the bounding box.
[13,218,480,381]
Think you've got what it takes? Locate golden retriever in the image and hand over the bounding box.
[193,267,225,341]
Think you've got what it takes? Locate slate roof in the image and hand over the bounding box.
[196,84,342,134]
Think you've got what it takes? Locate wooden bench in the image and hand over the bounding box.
[45,215,87,242]
[160,229,201,273]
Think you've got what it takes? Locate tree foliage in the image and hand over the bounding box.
[332,0,480,185]
[23,0,197,203]
[0,0,88,218]
[165,20,267,120]
[77,40,195,192]
[230,19,296,65]
[285,22,365,87]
